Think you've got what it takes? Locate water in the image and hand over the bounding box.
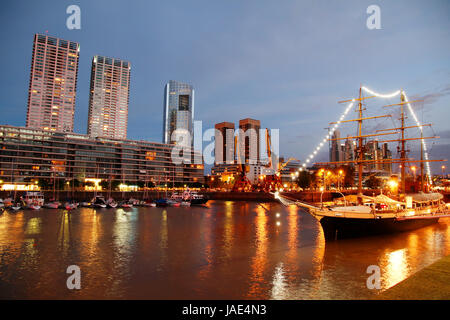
[0,200,449,299]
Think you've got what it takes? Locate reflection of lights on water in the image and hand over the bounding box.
[25,217,42,235]
[270,262,287,299]
[384,248,409,289]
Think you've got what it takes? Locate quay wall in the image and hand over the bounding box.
[1,189,390,203]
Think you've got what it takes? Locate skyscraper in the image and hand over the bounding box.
[87,55,131,139]
[214,122,235,165]
[163,80,194,146]
[329,130,343,163]
[26,34,79,132]
[238,118,260,164]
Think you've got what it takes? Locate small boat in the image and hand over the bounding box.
[80,202,91,207]
[44,202,60,209]
[119,201,133,208]
[128,198,139,206]
[92,195,107,208]
[140,201,156,207]
[167,199,180,207]
[154,198,169,207]
[177,189,209,205]
[106,198,118,208]
[64,202,77,210]
[28,204,41,210]
[180,201,191,207]
[2,198,13,208]
[10,203,21,211]
[24,191,45,207]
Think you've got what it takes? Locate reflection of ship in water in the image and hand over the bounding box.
[276,86,450,240]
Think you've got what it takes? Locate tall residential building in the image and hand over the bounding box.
[163,80,194,146]
[363,140,392,172]
[238,118,260,164]
[343,137,356,162]
[214,122,235,165]
[26,34,80,132]
[381,142,392,173]
[329,130,343,163]
[87,55,131,139]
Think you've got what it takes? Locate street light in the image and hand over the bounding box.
[442,165,446,177]
[338,169,343,190]
[411,166,416,181]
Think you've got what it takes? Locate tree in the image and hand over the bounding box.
[297,171,312,189]
[99,180,109,190]
[111,180,121,190]
[344,166,355,188]
[364,175,382,189]
[37,178,50,190]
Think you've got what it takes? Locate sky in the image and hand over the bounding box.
[0,0,449,174]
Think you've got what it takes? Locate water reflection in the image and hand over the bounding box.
[57,211,72,256]
[246,205,268,298]
[0,204,449,299]
[383,248,409,289]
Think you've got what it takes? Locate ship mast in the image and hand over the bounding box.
[315,86,445,195]
[357,86,364,195]
[400,91,406,197]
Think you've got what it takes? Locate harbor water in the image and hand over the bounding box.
[0,200,449,299]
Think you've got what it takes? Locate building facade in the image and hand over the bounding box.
[26,34,79,132]
[238,118,260,164]
[163,80,194,146]
[214,122,235,165]
[87,56,131,139]
[329,130,344,163]
[0,125,203,189]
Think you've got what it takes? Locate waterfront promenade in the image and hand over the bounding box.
[376,254,450,300]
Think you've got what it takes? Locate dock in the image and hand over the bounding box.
[375,254,450,299]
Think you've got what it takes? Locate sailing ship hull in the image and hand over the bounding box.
[319,216,440,241]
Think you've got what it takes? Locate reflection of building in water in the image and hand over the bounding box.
[246,205,268,298]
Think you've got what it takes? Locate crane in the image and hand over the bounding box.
[258,128,298,191]
[231,135,252,192]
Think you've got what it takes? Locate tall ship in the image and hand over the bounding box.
[275,85,450,240]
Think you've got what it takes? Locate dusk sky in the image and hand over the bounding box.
[1,0,449,173]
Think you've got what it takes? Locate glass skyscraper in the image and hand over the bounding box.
[87,55,131,139]
[162,80,194,146]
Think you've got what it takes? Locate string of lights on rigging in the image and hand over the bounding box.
[295,86,432,184]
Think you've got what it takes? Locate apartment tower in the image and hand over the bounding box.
[87,55,131,139]
[26,34,80,132]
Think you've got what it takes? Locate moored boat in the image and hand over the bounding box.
[92,195,107,208]
[106,198,118,208]
[44,201,60,209]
